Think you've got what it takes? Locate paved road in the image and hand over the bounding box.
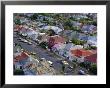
[14,32,75,75]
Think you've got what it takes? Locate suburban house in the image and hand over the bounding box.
[87,36,97,47]
[72,21,82,29]
[52,43,66,54]
[71,49,95,63]
[48,35,66,48]
[61,44,83,61]
[26,29,39,40]
[84,53,97,64]
[78,33,89,41]
[19,27,28,36]
[14,51,38,75]
[40,26,63,34]
[59,30,79,41]
[62,43,74,58]
[14,52,29,69]
[37,33,49,43]
[14,25,23,32]
[81,24,97,34]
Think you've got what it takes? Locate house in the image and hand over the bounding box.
[52,43,66,53]
[62,43,74,58]
[14,52,29,62]
[48,35,66,48]
[59,30,79,41]
[71,49,94,57]
[23,60,38,75]
[72,21,82,28]
[40,26,63,34]
[71,45,83,50]
[84,53,97,64]
[78,33,89,41]
[14,52,29,70]
[87,36,97,47]
[26,29,39,40]
[24,13,33,17]
[19,27,28,36]
[14,25,23,32]
[37,33,49,43]
[81,25,97,34]
[14,51,38,75]
[61,44,83,61]
[71,49,94,63]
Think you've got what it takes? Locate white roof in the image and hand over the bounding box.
[41,26,63,34]
[71,45,83,50]
[64,43,74,51]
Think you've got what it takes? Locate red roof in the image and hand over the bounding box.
[14,52,29,61]
[84,54,97,63]
[49,35,65,44]
[14,25,23,31]
[71,49,94,57]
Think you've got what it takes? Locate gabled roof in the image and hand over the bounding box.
[14,52,29,61]
[64,43,74,51]
[52,43,66,50]
[41,26,63,34]
[84,53,97,63]
[71,49,94,57]
[49,35,66,44]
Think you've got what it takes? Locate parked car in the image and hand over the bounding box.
[62,61,69,65]
[28,42,32,45]
[47,61,53,67]
[30,52,36,55]
[40,58,45,61]
[78,70,86,75]
[23,39,28,43]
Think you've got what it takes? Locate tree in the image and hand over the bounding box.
[72,62,77,68]
[79,62,90,69]
[30,13,38,20]
[47,29,56,36]
[89,64,97,75]
[62,65,65,72]
[72,38,85,45]
[39,42,48,49]
[14,19,21,25]
[14,69,24,75]
[92,20,97,26]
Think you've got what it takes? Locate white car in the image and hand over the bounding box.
[47,61,53,65]
[31,52,36,55]
[28,42,32,45]
[62,61,69,65]
[23,39,28,43]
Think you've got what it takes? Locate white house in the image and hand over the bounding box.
[63,43,74,58]
[52,43,66,53]
[26,29,39,40]
[40,26,63,34]
[87,36,97,47]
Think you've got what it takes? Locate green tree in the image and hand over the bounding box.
[62,65,65,72]
[39,42,48,49]
[47,29,56,36]
[14,19,21,25]
[89,64,97,75]
[14,69,24,75]
[30,13,38,20]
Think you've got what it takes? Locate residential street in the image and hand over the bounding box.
[14,32,75,75]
